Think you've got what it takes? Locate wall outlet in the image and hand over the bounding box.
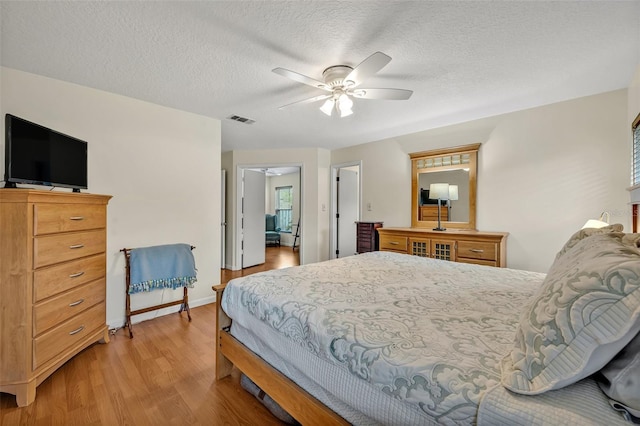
[367,202,372,211]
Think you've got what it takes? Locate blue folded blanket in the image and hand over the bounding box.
[129,243,197,294]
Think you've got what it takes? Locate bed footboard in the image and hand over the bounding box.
[212,283,348,425]
[213,283,234,379]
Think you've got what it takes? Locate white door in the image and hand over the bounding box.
[242,169,266,268]
[337,168,359,257]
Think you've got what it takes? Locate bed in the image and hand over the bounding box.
[214,227,640,425]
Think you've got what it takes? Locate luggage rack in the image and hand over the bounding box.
[120,245,194,338]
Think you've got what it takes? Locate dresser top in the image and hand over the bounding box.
[0,189,112,204]
[378,227,509,238]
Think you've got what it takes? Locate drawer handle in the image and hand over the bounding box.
[468,249,484,253]
[69,244,85,249]
[69,216,85,221]
[389,241,399,245]
[69,325,85,336]
[69,299,85,307]
[69,271,85,278]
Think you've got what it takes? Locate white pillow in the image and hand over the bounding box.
[501,232,640,394]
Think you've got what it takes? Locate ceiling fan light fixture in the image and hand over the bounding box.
[274,51,412,114]
[337,94,353,117]
[338,93,353,107]
[339,107,353,118]
[320,99,334,116]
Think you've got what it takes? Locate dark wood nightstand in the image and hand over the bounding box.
[356,221,383,253]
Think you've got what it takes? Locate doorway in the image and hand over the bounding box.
[235,165,302,270]
[330,161,362,259]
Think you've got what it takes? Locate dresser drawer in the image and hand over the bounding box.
[357,227,373,238]
[357,240,373,252]
[34,254,105,302]
[34,279,105,336]
[34,203,106,235]
[380,235,408,251]
[34,303,106,369]
[33,229,106,269]
[457,258,498,267]
[456,241,497,262]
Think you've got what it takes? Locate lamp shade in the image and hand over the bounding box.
[338,94,353,117]
[429,183,450,200]
[448,185,459,201]
[582,219,609,229]
[320,99,334,116]
[581,212,611,229]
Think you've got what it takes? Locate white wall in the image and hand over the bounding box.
[332,90,630,273]
[0,67,221,327]
[222,148,330,269]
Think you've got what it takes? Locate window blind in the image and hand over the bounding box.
[275,186,293,232]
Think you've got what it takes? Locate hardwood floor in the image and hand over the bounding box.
[0,246,299,425]
[221,245,300,284]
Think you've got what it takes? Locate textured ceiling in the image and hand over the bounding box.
[1,1,639,152]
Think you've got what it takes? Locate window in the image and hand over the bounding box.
[275,186,293,233]
[633,113,640,186]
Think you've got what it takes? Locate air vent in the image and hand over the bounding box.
[227,115,255,125]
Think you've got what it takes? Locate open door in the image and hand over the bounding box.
[331,163,361,259]
[242,169,266,268]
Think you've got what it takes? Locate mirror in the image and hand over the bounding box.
[410,143,479,230]
[418,170,470,222]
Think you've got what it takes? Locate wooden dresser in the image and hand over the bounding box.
[356,221,383,253]
[377,227,508,267]
[0,189,111,406]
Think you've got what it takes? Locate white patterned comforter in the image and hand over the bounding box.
[222,251,546,424]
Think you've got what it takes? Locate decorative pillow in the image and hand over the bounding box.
[554,224,624,261]
[595,331,640,420]
[501,232,640,394]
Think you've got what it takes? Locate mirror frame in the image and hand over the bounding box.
[410,143,480,230]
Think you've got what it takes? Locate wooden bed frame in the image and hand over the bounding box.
[213,283,349,426]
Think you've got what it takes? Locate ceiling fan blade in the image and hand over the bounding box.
[273,68,331,91]
[278,94,332,110]
[344,52,392,87]
[351,88,413,100]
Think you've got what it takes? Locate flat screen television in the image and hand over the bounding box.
[420,188,447,206]
[4,114,88,191]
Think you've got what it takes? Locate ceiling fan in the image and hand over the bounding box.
[273,51,413,118]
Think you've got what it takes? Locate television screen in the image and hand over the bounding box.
[4,114,88,190]
[420,188,447,206]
